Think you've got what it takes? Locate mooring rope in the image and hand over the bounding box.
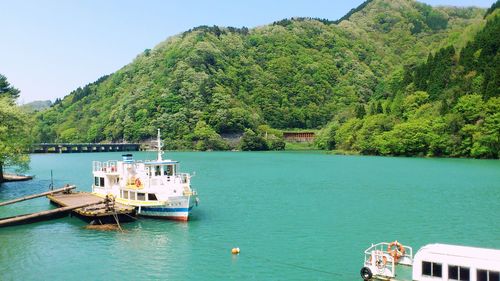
[123,213,138,220]
[111,198,123,232]
[243,253,344,277]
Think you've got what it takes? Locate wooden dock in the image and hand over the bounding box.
[0,186,75,207]
[48,192,136,224]
[0,186,136,227]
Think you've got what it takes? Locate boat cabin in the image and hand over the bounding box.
[144,160,178,178]
[413,244,500,281]
[122,154,179,180]
[92,153,191,203]
[90,129,198,221]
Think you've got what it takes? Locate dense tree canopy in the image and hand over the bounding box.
[32,0,497,157]
[317,9,499,158]
[0,94,31,182]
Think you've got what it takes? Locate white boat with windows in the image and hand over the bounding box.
[92,129,198,221]
[360,241,500,281]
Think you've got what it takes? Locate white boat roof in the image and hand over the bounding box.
[143,160,178,165]
[416,243,500,262]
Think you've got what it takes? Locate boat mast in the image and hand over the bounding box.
[157,128,163,161]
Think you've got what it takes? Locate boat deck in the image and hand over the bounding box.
[48,192,136,218]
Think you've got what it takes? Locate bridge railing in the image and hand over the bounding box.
[31,143,141,153]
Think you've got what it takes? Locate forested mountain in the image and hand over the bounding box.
[33,0,498,157]
[316,7,499,158]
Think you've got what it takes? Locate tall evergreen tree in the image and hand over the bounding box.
[0,74,20,101]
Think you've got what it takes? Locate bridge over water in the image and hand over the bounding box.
[32,143,140,153]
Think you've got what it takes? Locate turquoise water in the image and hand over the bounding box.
[0,151,499,280]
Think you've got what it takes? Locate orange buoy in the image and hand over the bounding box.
[231,247,240,255]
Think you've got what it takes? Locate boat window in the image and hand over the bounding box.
[129,192,136,200]
[166,165,173,176]
[433,263,442,277]
[137,193,145,201]
[94,177,105,187]
[422,261,442,278]
[155,166,161,176]
[423,261,432,276]
[148,193,157,201]
[449,265,470,281]
[478,270,487,281]
[459,267,470,281]
[123,190,128,199]
[449,266,459,280]
[477,270,500,281]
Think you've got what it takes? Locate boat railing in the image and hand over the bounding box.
[92,160,118,173]
[364,242,413,264]
[92,161,102,172]
[364,249,396,278]
[180,173,190,184]
[363,242,414,278]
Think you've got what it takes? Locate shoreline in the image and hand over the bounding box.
[2,174,33,182]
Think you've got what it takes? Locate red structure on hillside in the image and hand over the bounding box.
[283,132,315,142]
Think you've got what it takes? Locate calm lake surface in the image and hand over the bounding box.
[0,151,499,280]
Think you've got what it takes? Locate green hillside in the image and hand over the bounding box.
[316,8,499,158]
[33,0,498,157]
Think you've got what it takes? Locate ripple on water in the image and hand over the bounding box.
[0,152,499,280]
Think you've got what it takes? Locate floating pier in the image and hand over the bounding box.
[48,192,136,224]
[0,186,136,227]
[0,186,75,207]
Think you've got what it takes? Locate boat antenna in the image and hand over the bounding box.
[157,128,163,161]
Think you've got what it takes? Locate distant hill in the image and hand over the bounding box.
[21,100,52,112]
[33,0,498,157]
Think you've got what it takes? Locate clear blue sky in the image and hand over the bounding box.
[0,0,493,103]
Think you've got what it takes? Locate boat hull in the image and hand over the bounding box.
[137,196,197,221]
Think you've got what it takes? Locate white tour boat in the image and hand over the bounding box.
[92,129,198,221]
[360,241,500,281]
